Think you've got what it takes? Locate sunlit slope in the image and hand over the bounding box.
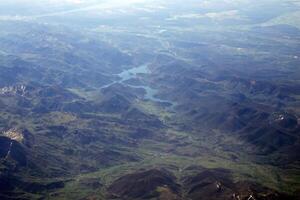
[0,0,300,199]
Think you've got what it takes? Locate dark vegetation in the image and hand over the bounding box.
[0,0,300,199]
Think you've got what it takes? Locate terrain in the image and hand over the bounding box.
[0,0,300,199]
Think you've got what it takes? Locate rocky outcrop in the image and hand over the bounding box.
[2,128,34,148]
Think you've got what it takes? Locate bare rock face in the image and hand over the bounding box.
[0,85,28,97]
[3,128,25,143]
[2,128,34,148]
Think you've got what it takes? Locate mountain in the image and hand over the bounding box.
[0,0,300,199]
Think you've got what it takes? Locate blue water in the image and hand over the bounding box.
[101,64,173,105]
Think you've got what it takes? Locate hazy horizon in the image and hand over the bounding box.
[0,0,300,199]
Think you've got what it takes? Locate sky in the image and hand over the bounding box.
[0,0,158,19]
[1,0,299,22]
[0,0,150,6]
